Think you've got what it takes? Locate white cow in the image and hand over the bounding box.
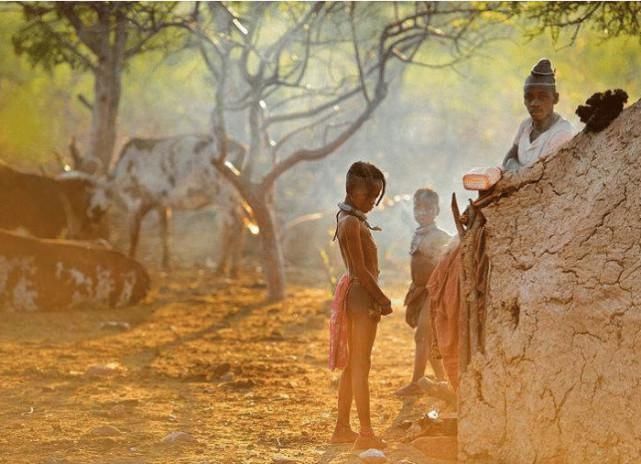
[110,134,248,271]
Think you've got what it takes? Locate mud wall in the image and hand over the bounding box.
[459,101,641,463]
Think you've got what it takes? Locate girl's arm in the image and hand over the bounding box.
[341,215,391,307]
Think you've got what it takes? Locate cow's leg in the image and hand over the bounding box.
[158,206,171,270]
[215,220,231,275]
[215,206,236,275]
[128,203,152,260]
[216,212,244,277]
[228,213,245,278]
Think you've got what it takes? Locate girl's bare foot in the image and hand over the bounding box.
[352,430,387,450]
[330,423,359,444]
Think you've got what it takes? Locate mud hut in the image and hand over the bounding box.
[457,99,641,463]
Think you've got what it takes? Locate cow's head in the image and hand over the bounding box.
[56,171,113,240]
[196,135,247,168]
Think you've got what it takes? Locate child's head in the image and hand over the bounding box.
[345,161,386,213]
[523,58,559,123]
[413,188,439,226]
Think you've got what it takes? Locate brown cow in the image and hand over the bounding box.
[0,162,109,240]
[0,230,149,311]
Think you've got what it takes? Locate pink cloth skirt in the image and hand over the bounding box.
[328,274,352,370]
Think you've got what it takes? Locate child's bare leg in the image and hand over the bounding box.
[337,365,352,425]
[349,309,378,433]
[349,310,386,449]
[331,366,358,443]
[396,306,442,397]
[412,310,430,383]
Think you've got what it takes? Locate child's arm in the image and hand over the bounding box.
[341,216,391,307]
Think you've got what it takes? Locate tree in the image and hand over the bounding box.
[187,2,509,301]
[513,1,641,44]
[12,1,189,173]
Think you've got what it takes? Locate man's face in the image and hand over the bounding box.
[524,86,559,123]
[414,198,438,226]
[349,180,382,213]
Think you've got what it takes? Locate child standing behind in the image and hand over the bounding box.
[395,188,451,397]
[329,161,392,450]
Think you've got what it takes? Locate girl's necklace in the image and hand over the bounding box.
[332,202,382,241]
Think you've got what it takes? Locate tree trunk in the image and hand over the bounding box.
[250,189,286,302]
[89,58,122,174]
[88,10,126,175]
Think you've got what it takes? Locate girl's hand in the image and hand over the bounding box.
[379,299,393,316]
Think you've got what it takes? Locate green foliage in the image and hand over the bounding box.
[514,1,641,44]
[13,3,90,71]
[0,10,88,167]
[12,2,186,72]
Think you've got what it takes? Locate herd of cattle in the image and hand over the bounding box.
[0,134,245,311]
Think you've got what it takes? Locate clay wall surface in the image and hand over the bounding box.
[459,101,641,463]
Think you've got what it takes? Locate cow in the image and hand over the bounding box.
[0,162,110,240]
[110,134,249,272]
[0,229,149,311]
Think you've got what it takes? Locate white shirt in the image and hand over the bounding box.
[512,115,575,167]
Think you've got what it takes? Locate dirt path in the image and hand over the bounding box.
[0,269,453,464]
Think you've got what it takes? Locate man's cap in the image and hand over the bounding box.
[524,58,556,89]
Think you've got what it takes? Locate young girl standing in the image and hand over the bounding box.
[329,161,392,450]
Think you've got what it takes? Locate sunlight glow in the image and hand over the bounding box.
[232,18,248,35]
[224,160,240,176]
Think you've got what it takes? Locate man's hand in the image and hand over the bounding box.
[503,158,522,172]
[502,144,521,172]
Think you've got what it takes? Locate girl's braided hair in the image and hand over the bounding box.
[346,161,386,205]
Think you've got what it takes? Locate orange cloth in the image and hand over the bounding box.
[328,274,352,370]
[427,243,463,390]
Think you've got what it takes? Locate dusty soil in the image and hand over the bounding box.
[0,268,454,464]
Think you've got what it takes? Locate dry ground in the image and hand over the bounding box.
[0,268,454,464]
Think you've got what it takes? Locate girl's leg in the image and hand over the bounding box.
[337,365,352,426]
[331,364,358,443]
[348,309,378,433]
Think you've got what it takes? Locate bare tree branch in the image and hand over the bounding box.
[77,93,93,111]
[263,86,363,127]
[349,3,370,104]
[273,111,337,156]
[261,89,385,190]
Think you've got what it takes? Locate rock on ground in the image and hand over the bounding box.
[161,431,197,445]
[358,448,387,463]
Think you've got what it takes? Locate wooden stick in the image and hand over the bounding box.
[458,247,470,377]
[451,192,466,239]
[466,211,482,355]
